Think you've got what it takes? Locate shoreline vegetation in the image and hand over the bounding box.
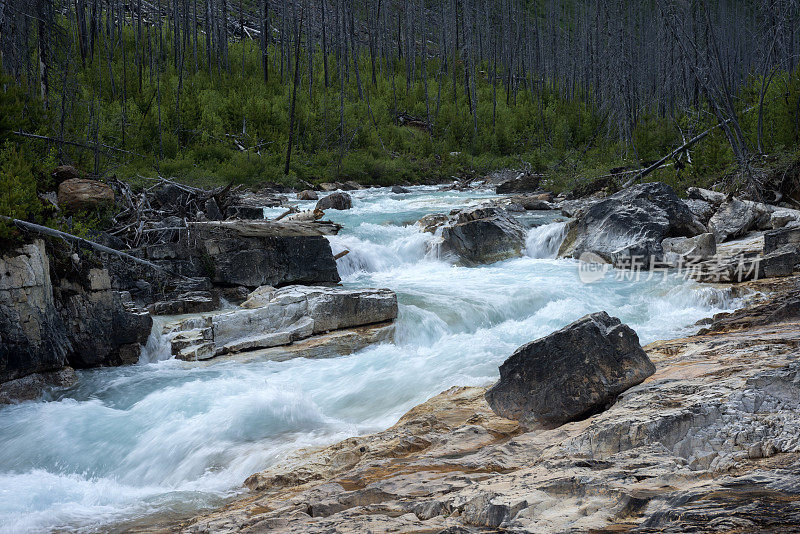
[1,0,800,242]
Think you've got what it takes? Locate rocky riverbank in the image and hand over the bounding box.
[160,274,800,533]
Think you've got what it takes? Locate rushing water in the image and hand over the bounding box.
[0,187,739,533]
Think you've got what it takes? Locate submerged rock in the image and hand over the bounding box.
[423,206,527,265]
[166,286,398,360]
[316,192,353,211]
[558,182,706,267]
[485,311,655,428]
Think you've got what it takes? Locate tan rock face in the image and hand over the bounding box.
[57,178,115,213]
[171,281,800,534]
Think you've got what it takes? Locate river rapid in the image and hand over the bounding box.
[0,187,739,533]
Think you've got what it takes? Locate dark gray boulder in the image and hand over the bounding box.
[391,186,411,194]
[298,190,319,201]
[423,207,527,265]
[316,192,353,211]
[485,312,655,429]
[496,174,541,194]
[185,221,341,288]
[558,182,706,267]
[765,226,800,254]
[684,199,715,225]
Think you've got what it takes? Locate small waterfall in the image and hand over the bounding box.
[138,316,174,363]
[328,230,433,278]
[525,222,568,259]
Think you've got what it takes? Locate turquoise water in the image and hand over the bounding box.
[0,187,738,532]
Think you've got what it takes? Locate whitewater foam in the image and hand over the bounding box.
[0,186,743,532]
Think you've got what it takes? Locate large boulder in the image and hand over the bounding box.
[765,226,800,255]
[558,182,706,267]
[391,186,411,194]
[485,312,655,429]
[297,190,319,201]
[770,209,800,230]
[708,198,772,243]
[183,221,342,288]
[496,174,541,194]
[57,178,115,213]
[423,207,527,265]
[684,199,715,225]
[509,195,554,210]
[51,165,80,184]
[687,187,726,207]
[316,192,353,211]
[166,286,398,360]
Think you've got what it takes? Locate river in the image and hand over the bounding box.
[0,186,739,533]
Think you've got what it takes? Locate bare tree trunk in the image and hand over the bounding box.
[321,0,329,87]
[284,8,305,175]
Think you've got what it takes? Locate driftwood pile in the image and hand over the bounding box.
[107,177,239,249]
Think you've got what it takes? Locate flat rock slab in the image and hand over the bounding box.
[485,311,655,428]
[167,286,398,360]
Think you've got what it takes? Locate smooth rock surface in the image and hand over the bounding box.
[485,311,655,428]
[167,286,398,359]
[558,182,705,266]
[316,192,353,211]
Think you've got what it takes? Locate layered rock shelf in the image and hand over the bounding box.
[164,286,398,361]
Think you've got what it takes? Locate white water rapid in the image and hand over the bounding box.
[0,186,740,533]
